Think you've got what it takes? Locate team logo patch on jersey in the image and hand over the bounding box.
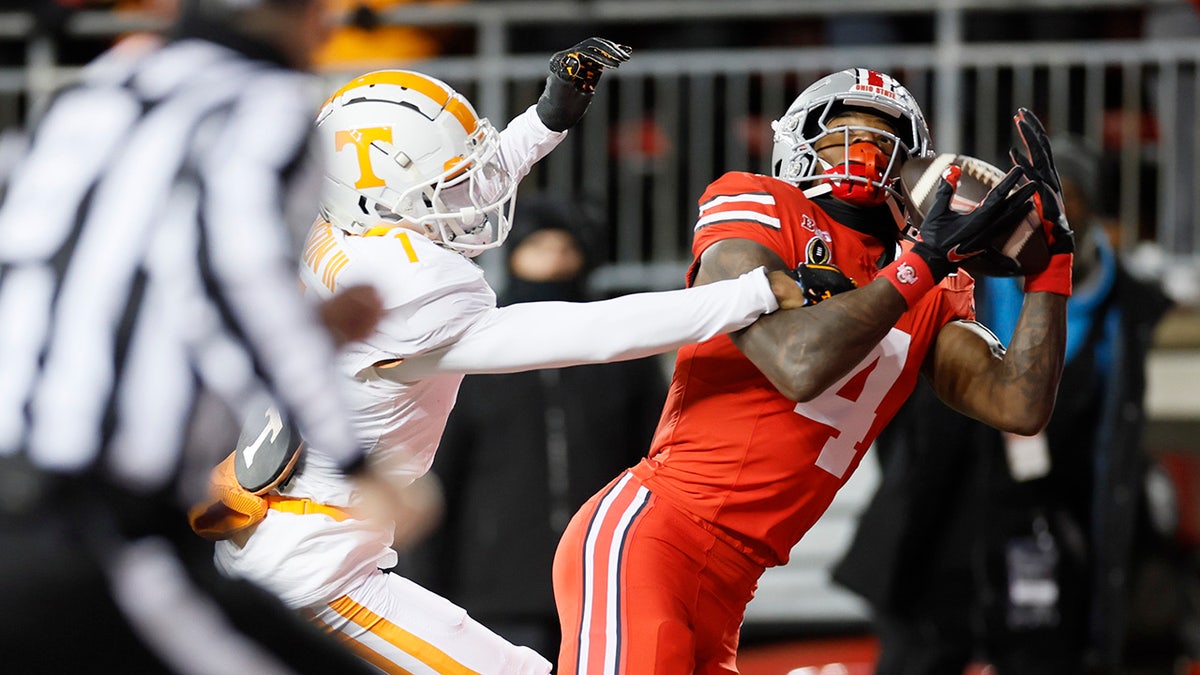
[806,237,832,265]
[798,214,832,242]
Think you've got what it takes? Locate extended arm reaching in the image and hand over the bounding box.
[376,266,800,381]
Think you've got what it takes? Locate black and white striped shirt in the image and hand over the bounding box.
[0,36,362,495]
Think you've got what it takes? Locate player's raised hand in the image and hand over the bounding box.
[536,37,632,132]
[912,164,1036,280]
[551,37,632,93]
[1009,108,1075,256]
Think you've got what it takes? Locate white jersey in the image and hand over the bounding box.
[214,105,782,612]
[214,226,491,607]
[214,106,555,608]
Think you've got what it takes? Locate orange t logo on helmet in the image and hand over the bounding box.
[334,127,392,190]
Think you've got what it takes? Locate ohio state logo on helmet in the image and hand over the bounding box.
[851,69,902,100]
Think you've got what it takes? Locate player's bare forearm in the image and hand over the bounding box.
[697,238,908,401]
[990,291,1067,431]
[929,291,1066,434]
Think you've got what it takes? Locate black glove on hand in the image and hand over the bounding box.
[536,37,632,132]
[785,262,858,306]
[912,164,1037,280]
[1009,107,1075,255]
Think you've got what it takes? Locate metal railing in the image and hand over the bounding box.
[2,0,1198,298]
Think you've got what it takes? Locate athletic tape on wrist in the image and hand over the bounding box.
[1023,253,1073,296]
[879,251,937,308]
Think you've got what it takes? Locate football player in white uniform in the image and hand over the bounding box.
[204,40,808,674]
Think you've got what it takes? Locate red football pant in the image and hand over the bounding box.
[552,471,764,675]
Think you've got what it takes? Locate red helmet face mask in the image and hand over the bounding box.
[822,141,890,207]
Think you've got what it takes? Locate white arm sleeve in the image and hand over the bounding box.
[498,104,566,182]
[382,266,779,380]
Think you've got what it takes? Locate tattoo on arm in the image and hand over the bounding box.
[694,238,910,401]
[693,238,788,286]
[933,292,1066,433]
[999,292,1067,426]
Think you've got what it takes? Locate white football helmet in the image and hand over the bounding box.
[771,68,933,207]
[316,70,516,255]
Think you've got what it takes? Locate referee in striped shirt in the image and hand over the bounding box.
[0,1,382,672]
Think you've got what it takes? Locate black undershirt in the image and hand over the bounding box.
[811,194,901,269]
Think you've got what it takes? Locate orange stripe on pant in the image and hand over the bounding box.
[553,471,765,675]
[325,594,480,675]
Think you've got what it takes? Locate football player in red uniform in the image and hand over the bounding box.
[552,68,1075,675]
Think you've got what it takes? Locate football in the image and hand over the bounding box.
[900,153,1050,278]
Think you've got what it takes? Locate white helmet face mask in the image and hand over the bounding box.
[771,68,934,207]
[316,70,516,256]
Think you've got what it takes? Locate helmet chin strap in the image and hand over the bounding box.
[888,196,919,241]
[822,142,889,207]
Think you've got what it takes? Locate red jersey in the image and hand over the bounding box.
[631,171,975,567]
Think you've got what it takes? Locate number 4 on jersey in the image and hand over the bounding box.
[794,329,911,478]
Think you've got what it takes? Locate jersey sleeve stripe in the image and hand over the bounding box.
[698,191,775,211]
[695,211,782,232]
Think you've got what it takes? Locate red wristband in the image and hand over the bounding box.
[879,251,937,308]
[1023,253,1073,296]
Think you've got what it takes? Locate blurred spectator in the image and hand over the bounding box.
[402,192,669,662]
[833,135,1183,674]
[313,0,468,70]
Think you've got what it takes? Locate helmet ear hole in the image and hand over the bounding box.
[370,202,399,222]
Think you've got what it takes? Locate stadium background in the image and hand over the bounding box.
[4,1,1200,671]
